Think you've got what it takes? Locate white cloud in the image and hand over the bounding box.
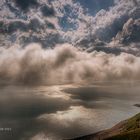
[1,43,140,85]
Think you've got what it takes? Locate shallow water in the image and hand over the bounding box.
[0,82,140,140]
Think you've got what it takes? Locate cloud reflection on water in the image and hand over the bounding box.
[0,83,139,140]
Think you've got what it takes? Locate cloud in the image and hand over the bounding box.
[41,5,55,17]
[0,1,140,140]
[73,0,140,46]
[115,18,140,44]
[14,0,38,11]
[0,17,61,47]
[77,0,114,15]
[1,0,139,50]
[1,43,140,86]
[0,17,56,34]
[0,0,61,48]
[0,18,60,47]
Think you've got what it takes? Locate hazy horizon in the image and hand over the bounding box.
[0,0,140,139]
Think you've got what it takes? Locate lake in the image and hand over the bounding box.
[0,81,140,140]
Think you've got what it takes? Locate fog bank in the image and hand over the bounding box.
[0,43,140,85]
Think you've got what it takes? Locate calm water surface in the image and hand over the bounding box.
[0,82,140,140]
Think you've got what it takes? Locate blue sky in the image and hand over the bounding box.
[0,0,139,48]
[77,0,114,15]
[60,0,115,31]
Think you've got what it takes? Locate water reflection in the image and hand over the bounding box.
[0,82,140,140]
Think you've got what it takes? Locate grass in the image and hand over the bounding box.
[124,113,140,131]
[105,113,140,140]
[105,128,140,140]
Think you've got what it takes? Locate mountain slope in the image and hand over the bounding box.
[69,113,140,140]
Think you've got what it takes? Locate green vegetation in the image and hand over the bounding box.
[105,129,140,140]
[124,113,140,131]
[105,113,140,140]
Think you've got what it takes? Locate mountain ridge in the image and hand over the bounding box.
[68,112,140,140]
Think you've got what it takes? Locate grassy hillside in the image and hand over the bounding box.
[70,113,140,140]
[105,113,140,140]
[105,128,140,140]
[124,113,140,131]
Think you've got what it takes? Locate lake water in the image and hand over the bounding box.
[0,81,140,140]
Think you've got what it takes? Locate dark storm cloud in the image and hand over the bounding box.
[133,0,139,6]
[45,20,56,29]
[1,0,140,49]
[130,7,140,19]
[96,15,129,42]
[41,5,55,17]
[0,0,60,48]
[19,32,62,48]
[115,18,140,44]
[0,18,59,47]
[89,46,123,55]
[0,20,28,34]
[14,0,38,11]
[86,45,139,56]
[6,0,21,17]
[0,18,47,34]
[74,0,140,49]
[95,1,140,43]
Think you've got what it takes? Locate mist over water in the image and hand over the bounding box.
[0,43,140,140]
[0,82,140,140]
[0,0,140,139]
[1,43,140,86]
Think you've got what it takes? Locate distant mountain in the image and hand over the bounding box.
[69,113,140,140]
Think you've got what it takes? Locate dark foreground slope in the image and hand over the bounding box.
[69,113,140,140]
